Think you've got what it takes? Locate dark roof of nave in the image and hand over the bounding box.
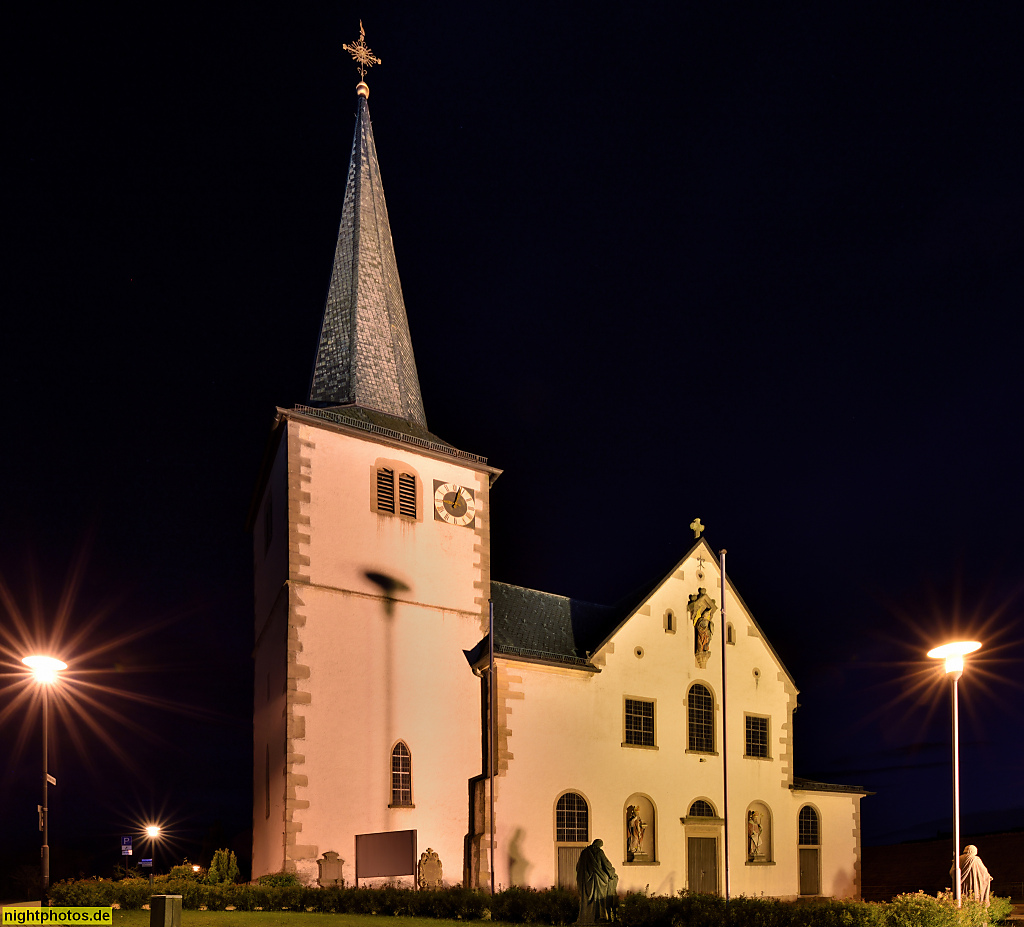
[308,88,427,428]
[484,581,625,667]
[791,777,872,795]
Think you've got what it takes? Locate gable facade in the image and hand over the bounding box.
[481,542,865,898]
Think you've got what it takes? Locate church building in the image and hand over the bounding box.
[249,59,867,899]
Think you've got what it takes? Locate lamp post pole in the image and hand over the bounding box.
[951,670,961,907]
[927,640,980,910]
[22,655,66,903]
[42,681,50,895]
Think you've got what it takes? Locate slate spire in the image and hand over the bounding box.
[309,83,427,427]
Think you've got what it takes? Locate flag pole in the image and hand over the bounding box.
[720,548,730,901]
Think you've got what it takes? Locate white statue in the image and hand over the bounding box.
[950,844,992,906]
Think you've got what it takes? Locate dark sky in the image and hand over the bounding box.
[3,1,1023,884]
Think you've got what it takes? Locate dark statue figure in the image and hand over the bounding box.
[576,839,618,924]
[950,845,992,906]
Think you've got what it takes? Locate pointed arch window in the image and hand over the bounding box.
[687,683,714,753]
[390,742,413,807]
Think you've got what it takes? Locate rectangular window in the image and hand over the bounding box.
[624,698,655,746]
[745,715,770,758]
[377,467,395,514]
[398,473,416,518]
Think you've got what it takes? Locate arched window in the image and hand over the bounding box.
[688,799,715,818]
[665,609,676,633]
[798,806,819,845]
[390,742,412,807]
[555,792,590,890]
[688,683,714,753]
[555,792,589,843]
[798,805,820,895]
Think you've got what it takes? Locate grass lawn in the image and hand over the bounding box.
[109,913,487,927]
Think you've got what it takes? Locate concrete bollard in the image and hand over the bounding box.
[150,895,182,927]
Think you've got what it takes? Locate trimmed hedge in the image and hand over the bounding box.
[46,880,1012,927]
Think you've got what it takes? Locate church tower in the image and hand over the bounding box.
[250,47,499,885]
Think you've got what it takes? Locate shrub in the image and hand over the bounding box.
[206,848,239,885]
[257,871,302,887]
[167,864,200,882]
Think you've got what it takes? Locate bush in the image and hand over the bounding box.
[206,848,239,885]
[167,864,201,882]
[257,871,302,887]
[877,891,1016,927]
[50,879,1005,926]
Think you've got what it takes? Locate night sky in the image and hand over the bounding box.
[3,2,1023,888]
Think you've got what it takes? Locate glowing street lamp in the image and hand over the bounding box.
[926,640,981,907]
[22,655,68,898]
[144,824,162,888]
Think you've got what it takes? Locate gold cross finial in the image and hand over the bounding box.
[690,517,705,539]
[343,21,381,82]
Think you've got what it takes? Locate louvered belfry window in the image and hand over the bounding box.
[398,473,416,518]
[377,467,395,514]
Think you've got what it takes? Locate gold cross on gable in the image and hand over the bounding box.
[343,21,381,80]
[690,517,705,539]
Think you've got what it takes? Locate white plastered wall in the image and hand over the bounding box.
[255,415,491,884]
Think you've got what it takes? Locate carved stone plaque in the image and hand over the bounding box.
[317,850,344,887]
[418,848,442,889]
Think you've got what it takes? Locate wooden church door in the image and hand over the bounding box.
[687,837,718,894]
[799,848,820,895]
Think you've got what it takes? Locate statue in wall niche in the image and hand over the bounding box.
[576,839,618,924]
[418,848,443,890]
[687,588,717,669]
[950,845,992,906]
[317,850,344,887]
[625,805,647,859]
[746,811,763,860]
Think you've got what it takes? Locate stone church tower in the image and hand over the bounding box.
[249,77,499,885]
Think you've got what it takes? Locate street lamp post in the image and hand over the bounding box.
[926,640,981,908]
[146,825,162,889]
[22,655,67,900]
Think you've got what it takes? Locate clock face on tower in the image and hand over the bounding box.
[433,480,476,527]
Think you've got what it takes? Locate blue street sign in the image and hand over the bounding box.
[122,836,132,856]
[140,859,153,868]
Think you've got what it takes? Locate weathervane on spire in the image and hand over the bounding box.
[343,21,381,82]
